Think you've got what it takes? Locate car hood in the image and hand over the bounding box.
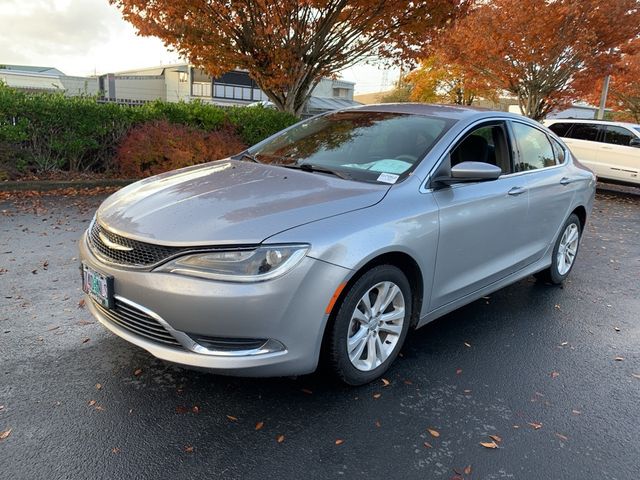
[97,160,389,246]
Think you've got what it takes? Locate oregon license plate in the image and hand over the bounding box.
[81,263,114,309]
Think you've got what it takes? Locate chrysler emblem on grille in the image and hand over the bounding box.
[98,231,133,251]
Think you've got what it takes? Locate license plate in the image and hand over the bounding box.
[81,263,114,309]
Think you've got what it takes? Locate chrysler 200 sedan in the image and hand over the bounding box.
[80,104,596,385]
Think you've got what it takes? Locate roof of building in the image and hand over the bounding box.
[0,64,65,76]
[307,96,361,111]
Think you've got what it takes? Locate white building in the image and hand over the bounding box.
[0,64,98,96]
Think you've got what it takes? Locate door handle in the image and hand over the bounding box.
[560,177,572,185]
[507,186,527,196]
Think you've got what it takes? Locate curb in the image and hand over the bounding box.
[0,179,135,192]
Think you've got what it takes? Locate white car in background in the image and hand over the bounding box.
[544,119,640,187]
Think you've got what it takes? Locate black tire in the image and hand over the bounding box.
[535,213,582,285]
[326,265,412,385]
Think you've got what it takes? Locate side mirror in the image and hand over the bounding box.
[447,161,502,182]
[629,138,640,148]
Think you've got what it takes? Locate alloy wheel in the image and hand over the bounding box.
[557,223,579,275]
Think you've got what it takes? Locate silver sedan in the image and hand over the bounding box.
[79,104,595,385]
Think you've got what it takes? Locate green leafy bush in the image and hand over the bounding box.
[0,83,298,177]
[115,120,246,177]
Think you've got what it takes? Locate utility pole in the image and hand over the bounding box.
[597,75,610,120]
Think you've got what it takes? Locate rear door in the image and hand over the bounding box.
[430,121,533,309]
[509,121,577,261]
[599,125,640,184]
[556,123,606,177]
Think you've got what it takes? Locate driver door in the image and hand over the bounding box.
[430,122,534,309]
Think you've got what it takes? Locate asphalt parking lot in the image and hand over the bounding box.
[1,185,639,479]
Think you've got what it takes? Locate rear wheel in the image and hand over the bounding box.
[535,213,582,285]
[326,265,412,385]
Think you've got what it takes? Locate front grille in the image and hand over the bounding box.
[88,221,185,268]
[94,298,182,348]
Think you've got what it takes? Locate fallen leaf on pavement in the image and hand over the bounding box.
[489,434,502,443]
[111,448,120,454]
[555,433,568,441]
[550,371,560,378]
[255,422,264,430]
[373,393,381,399]
[614,327,620,332]
[456,369,462,375]
[480,441,498,449]
[464,342,471,348]
[47,326,60,331]
[403,379,413,385]
[184,445,194,453]
[95,383,102,390]
[632,373,640,379]
[192,406,199,414]
[381,378,390,387]
[43,261,49,270]
[226,415,238,422]
[560,341,568,346]
[572,409,581,415]
[427,428,440,438]
[277,435,285,443]
[301,388,313,395]
[78,299,85,309]
[133,368,142,376]
[614,356,624,361]
[528,422,543,430]
[464,465,472,475]
[0,429,12,440]
[88,400,96,406]
[335,439,344,445]
[374,420,381,428]
[423,442,432,449]
[77,320,93,326]
[82,338,90,344]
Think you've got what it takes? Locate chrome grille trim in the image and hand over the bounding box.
[88,221,185,268]
[94,297,183,348]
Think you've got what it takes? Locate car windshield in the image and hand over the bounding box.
[249,110,456,183]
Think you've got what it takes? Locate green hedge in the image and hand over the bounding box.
[0,83,298,176]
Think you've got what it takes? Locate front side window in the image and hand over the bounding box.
[250,111,456,183]
[450,123,512,174]
[567,123,601,142]
[511,122,556,171]
[604,126,635,146]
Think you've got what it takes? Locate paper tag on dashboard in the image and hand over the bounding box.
[377,173,399,184]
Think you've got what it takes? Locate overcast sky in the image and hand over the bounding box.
[0,0,397,94]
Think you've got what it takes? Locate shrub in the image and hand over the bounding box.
[115,120,247,177]
[0,83,298,177]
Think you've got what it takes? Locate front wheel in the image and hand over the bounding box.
[535,213,582,285]
[326,265,412,385]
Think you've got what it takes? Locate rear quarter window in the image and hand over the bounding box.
[547,123,573,137]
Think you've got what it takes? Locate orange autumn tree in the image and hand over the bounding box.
[111,0,468,115]
[586,40,640,123]
[440,0,640,120]
[405,54,498,105]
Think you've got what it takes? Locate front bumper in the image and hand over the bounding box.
[79,232,351,376]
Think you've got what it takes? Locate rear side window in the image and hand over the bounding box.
[603,126,635,146]
[511,122,556,171]
[547,122,573,137]
[567,123,601,141]
[550,137,566,164]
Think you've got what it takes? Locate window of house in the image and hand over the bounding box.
[511,122,556,171]
[603,126,635,146]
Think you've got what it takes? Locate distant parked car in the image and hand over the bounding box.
[80,104,595,385]
[544,119,640,187]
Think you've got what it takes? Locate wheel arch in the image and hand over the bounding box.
[571,205,587,231]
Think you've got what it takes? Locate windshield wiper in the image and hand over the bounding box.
[278,163,351,180]
[233,152,260,163]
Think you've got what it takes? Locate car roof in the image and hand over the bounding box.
[349,102,518,121]
[545,118,640,129]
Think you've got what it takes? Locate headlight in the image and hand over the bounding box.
[155,244,309,282]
